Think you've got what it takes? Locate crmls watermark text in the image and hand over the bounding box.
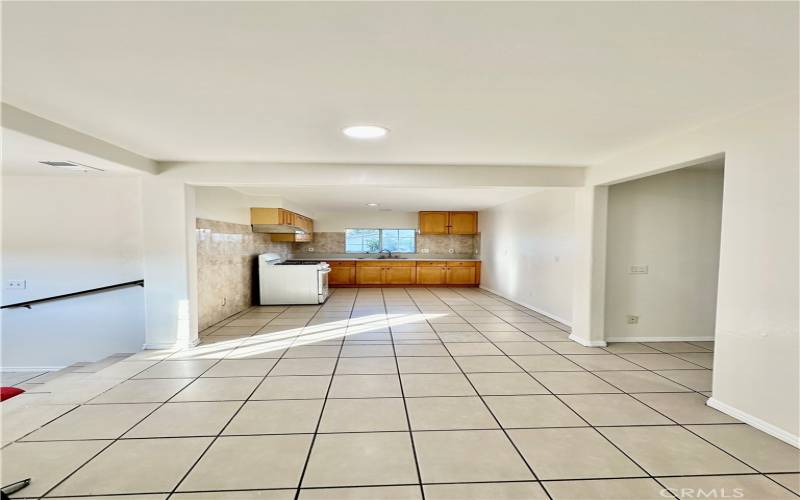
[660,487,745,498]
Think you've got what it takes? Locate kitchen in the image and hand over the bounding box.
[194,186,508,332]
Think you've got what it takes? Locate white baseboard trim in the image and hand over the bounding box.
[142,337,201,351]
[707,397,799,448]
[1,366,66,373]
[606,336,715,343]
[568,334,608,348]
[479,286,572,327]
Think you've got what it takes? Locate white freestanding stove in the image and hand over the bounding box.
[258,253,330,305]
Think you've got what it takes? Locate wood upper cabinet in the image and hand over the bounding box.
[448,211,478,235]
[252,207,314,242]
[418,211,478,235]
[418,212,450,235]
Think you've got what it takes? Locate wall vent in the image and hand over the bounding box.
[39,161,104,172]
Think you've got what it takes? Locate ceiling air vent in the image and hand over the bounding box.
[39,161,104,172]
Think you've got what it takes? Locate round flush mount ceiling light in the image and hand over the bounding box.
[343,125,389,139]
[365,203,379,207]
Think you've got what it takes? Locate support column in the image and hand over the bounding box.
[141,179,198,349]
[570,185,609,347]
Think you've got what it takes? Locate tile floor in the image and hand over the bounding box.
[1,287,798,499]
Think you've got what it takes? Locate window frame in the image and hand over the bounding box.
[345,228,417,254]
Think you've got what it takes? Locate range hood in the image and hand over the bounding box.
[252,223,303,234]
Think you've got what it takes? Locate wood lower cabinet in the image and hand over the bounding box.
[384,266,416,284]
[446,265,476,284]
[327,261,356,286]
[416,265,447,285]
[355,266,384,285]
[330,260,480,287]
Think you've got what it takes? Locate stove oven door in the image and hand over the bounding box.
[318,267,331,303]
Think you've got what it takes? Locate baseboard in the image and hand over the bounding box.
[707,397,799,448]
[568,334,608,347]
[1,366,66,373]
[606,336,715,343]
[479,286,572,327]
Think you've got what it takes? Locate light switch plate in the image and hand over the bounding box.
[629,265,649,274]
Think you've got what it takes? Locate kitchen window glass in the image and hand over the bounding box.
[345,228,416,253]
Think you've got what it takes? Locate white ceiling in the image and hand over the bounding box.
[231,185,544,212]
[3,2,796,166]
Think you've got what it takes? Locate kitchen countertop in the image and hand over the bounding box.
[288,256,480,262]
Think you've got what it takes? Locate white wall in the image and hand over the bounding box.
[1,176,146,369]
[604,167,724,341]
[479,189,576,324]
[585,93,799,444]
[313,211,418,232]
[195,186,314,225]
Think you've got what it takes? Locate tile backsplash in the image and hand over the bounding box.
[196,218,291,330]
[293,232,480,258]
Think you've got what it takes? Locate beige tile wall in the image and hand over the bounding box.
[196,219,291,330]
[293,232,480,257]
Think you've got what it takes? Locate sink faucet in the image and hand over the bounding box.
[379,249,393,258]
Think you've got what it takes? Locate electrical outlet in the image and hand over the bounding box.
[448,248,455,254]
[420,248,430,254]
[306,247,314,252]
[629,265,648,274]
[5,280,26,290]
[626,315,639,324]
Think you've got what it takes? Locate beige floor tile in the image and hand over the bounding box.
[318,397,408,432]
[509,427,645,480]
[603,343,661,354]
[768,473,800,495]
[22,403,158,441]
[201,358,277,377]
[479,332,534,343]
[559,393,672,426]
[299,486,422,500]
[125,401,240,438]
[672,352,714,368]
[171,376,261,402]
[436,332,486,342]
[687,424,800,472]
[511,355,584,372]
[271,357,337,376]
[401,373,476,397]
[89,378,193,403]
[284,345,341,358]
[543,342,609,355]
[414,429,533,483]
[526,331,571,341]
[397,356,461,373]
[633,393,737,424]
[594,371,692,393]
[643,341,712,353]
[618,353,702,370]
[0,403,78,445]
[224,399,323,435]
[94,360,159,379]
[659,474,797,499]
[534,372,621,394]
[340,344,395,357]
[565,354,645,371]
[212,325,261,336]
[599,426,755,476]
[0,440,110,497]
[54,495,167,500]
[454,355,522,373]
[179,434,312,491]
[544,478,667,499]
[425,482,548,500]
[467,372,549,395]
[51,437,211,496]
[302,432,418,487]
[654,369,713,391]
[175,490,293,499]
[484,395,586,428]
[328,374,402,398]
[335,356,398,374]
[406,396,497,430]
[394,344,450,356]
[252,375,331,400]
[445,342,504,356]
[494,342,555,355]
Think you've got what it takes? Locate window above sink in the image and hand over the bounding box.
[345,228,416,253]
